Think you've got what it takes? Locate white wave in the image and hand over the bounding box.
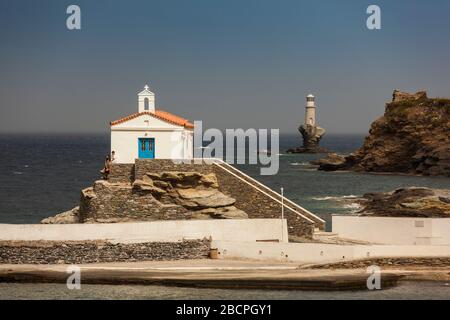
[312,196,336,201]
[341,195,359,199]
[13,171,24,175]
[290,162,310,166]
[343,203,362,213]
[311,195,359,201]
[343,203,362,209]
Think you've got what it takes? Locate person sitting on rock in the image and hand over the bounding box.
[100,155,111,180]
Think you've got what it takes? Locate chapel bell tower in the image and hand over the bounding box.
[138,85,155,113]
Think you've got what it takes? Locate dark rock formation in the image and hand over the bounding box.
[354,187,450,218]
[316,90,450,176]
[311,153,353,171]
[287,124,328,154]
[299,124,326,151]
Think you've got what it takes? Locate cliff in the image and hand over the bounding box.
[316,90,450,176]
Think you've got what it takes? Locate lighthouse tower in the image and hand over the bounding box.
[305,94,316,126]
[289,93,326,153]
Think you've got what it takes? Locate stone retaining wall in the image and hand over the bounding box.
[79,180,190,223]
[109,164,134,183]
[134,159,214,179]
[0,240,210,264]
[213,166,316,238]
[310,257,450,269]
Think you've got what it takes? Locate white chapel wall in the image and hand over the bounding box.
[111,130,185,163]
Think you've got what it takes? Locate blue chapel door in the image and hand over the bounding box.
[138,138,155,159]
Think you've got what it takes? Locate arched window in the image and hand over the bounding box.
[144,98,149,111]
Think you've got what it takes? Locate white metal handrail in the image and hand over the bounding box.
[209,158,325,224]
[209,160,316,224]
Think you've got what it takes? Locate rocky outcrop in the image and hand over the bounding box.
[392,89,427,102]
[41,207,80,224]
[287,124,328,154]
[316,90,450,176]
[311,153,352,171]
[76,171,248,223]
[354,187,450,218]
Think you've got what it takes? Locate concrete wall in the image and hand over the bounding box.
[432,219,450,245]
[332,216,450,245]
[211,240,450,264]
[0,219,288,244]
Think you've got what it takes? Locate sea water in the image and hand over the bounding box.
[0,134,448,299]
[0,133,448,225]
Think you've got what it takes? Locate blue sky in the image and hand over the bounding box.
[0,0,449,133]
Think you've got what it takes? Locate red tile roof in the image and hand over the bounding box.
[110,110,194,129]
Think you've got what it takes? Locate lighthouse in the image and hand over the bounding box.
[305,94,316,126]
[287,93,327,154]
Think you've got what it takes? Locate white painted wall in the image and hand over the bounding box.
[0,219,288,244]
[432,219,450,245]
[212,240,450,264]
[111,114,193,163]
[332,216,450,245]
[305,95,316,126]
[305,107,316,126]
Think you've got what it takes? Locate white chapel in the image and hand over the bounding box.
[110,85,194,163]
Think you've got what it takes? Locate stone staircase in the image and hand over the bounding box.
[212,159,326,231]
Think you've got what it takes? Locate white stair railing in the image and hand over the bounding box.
[211,160,315,224]
[209,158,325,226]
